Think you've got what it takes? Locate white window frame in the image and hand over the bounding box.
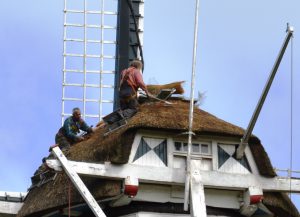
[173,141,212,159]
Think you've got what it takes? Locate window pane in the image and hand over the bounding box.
[201,144,209,154]
[192,143,200,152]
[183,143,188,151]
[174,142,182,151]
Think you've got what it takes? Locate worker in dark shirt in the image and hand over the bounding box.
[55,107,97,150]
[119,60,152,118]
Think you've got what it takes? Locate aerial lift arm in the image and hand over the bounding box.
[236,25,294,159]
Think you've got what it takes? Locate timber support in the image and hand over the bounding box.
[236,26,294,159]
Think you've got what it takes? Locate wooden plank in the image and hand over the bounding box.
[46,159,300,193]
[190,160,207,217]
[51,147,106,217]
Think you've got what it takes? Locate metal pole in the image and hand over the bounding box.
[83,0,87,119]
[100,0,105,120]
[61,0,68,126]
[184,0,200,211]
[236,26,294,159]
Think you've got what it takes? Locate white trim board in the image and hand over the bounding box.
[47,159,300,193]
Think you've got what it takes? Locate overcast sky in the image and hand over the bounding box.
[0,0,299,211]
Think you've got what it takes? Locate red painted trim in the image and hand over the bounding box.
[250,195,263,204]
[124,185,138,197]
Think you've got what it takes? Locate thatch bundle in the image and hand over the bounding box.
[17,99,299,217]
[147,81,185,95]
[264,192,299,217]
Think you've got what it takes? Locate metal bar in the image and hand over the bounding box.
[65,38,116,44]
[64,23,116,29]
[65,9,117,15]
[64,69,115,74]
[236,26,294,159]
[83,0,87,120]
[184,0,200,211]
[61,114,102,118]
[61,0,67,126]
[100,0,105,120]
[64,53,116,59]
[61,113,102,117]
[85,114,100,118]
[101,40,117,44]
[51,147,107,217]
[62,98,113,103]
[274,168,300,173]
[63,83,114,88]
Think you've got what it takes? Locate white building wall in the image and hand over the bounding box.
[0,201,23,216]
[132,184,241,210]
[119,212,232,217]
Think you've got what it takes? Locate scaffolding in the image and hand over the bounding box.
[61,0,118,125]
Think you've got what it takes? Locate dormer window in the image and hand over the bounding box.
[172,140,212,170]
[174,141,211,156]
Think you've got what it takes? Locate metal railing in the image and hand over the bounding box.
[274,168,300,178]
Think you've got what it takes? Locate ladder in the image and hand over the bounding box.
[51,146,107,217]
[61,0,118,125]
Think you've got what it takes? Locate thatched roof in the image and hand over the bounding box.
[18,99,299,217]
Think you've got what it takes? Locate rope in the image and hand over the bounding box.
[68,179,71,217]
[289,33,294,216]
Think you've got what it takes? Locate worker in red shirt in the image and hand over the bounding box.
[119,60,152,118]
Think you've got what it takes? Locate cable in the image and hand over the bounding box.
[125,0,145,70]
[68,179,71,217]
[289,32,294,217]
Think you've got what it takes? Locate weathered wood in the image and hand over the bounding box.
[51,147,107,217]
[46,159,300,193]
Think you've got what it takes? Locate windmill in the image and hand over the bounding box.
[1,1,300,217]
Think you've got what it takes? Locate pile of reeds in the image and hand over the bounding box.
[147,81,185,96]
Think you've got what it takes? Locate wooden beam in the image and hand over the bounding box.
[236,27,294,159]
[51,147,107,217]
[46,159,300,193]
[190,160,207,217]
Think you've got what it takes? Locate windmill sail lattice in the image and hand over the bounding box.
[61,0,118,124]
